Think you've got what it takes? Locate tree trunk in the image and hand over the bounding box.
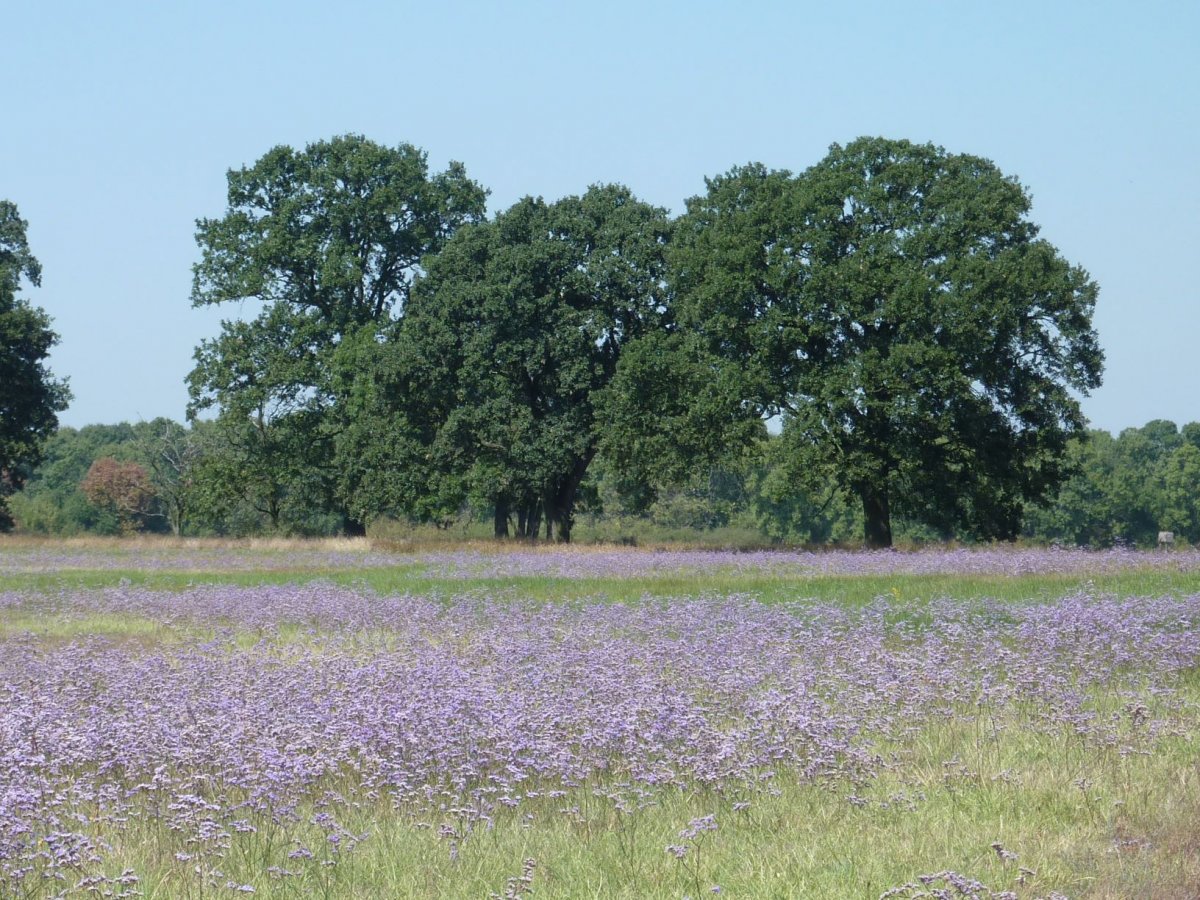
[553,478,579,544]
[860,482,893,549]
[540,487,559,541]
[493,498,510,538]
[517,502,541,540]
[548,455,592,544]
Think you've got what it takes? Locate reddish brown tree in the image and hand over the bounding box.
[81,458,155,534]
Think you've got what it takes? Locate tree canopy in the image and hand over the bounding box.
[0,201,70,530]
[187,135,487,534]
[344,185,673,541]
[671,138,1103,546]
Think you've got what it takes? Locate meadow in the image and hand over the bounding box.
[1,538,1198,899]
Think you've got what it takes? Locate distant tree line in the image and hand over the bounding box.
[8,419,342,537]
[10,417,1200,548]
[3,134,1108,545]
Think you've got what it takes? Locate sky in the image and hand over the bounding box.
[5,0,1198,434]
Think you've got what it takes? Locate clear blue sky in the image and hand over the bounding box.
[6,0,1197,434]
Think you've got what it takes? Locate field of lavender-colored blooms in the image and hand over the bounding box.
[2,539,1199,899]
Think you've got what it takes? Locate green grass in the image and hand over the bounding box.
[0,610,178,643]
[5,565,1200,606]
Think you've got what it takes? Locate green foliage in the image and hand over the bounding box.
[8,420,244,537]
[185,415,346,536]
[136,418,205,536]
[1159,443,1200,541]
[0,201,70,529]
[188,135,487,534]
[10,423,152,534]
[1019,432,1113,546]
[1025,421,1200,547]
[597,329,766,506]
[352,185,674,541]
[670,138,1103,547]
[747,434,862,544]
[191,135,487,331]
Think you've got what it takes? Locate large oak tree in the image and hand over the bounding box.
[671,138,1103,547]
[343,185,672,541]
[187,135,486,534]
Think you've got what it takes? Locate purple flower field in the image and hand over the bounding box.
[2,579,1199,896]
[415,545,1200,579]
[5,542,1200,579]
